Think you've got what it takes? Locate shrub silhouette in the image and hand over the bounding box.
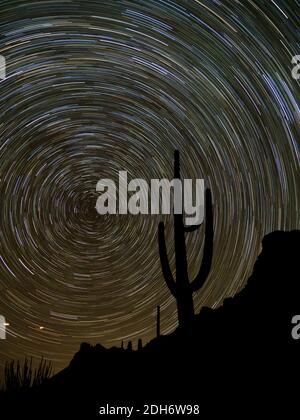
[4,357,52,391]
[158,150,214,327]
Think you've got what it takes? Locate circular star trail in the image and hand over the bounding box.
[0,0,299,372]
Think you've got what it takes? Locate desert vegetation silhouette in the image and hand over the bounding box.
[2,357,52,391]
[158,150,213,327]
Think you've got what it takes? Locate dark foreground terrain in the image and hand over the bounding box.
[1,230,299,418]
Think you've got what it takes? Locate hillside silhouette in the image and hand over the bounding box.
[1,230,299,418]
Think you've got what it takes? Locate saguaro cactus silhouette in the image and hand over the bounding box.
[158,150,213,328]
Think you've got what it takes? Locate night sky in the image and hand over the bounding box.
[0,0,299,373]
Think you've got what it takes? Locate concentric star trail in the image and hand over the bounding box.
[0,0,299,373]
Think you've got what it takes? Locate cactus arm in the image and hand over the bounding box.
[174,150,180,179]
[184,224,201,233]
[158,222,177,297]
[190,189,213,292]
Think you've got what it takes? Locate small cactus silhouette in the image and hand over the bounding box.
[158,150,214,328]
[127,341,132,351]
[156,305,160,338]
[138,338,143,350]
